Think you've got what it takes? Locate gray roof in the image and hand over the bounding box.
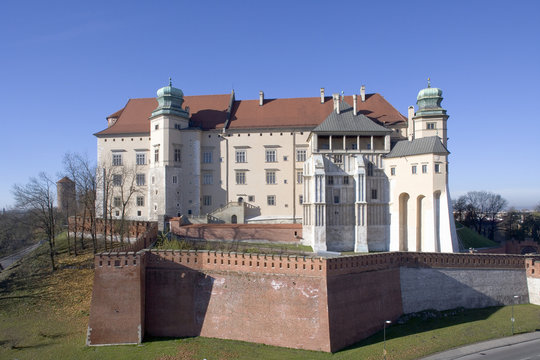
[313,101,392,134]
[386,136,449,158]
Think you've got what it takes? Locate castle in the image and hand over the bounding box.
[95,81,458,253]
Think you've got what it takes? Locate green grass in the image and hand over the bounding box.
[1,233,539,359]
[155,237,314,255]
[456,222,499,249]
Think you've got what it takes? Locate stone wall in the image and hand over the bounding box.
[526,258,540,305]
[87,250,540,352]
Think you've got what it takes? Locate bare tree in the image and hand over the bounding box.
[12,173,59,271]
[457,191,508,240]
[110,165,140,243]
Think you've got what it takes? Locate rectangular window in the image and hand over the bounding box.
[351,143,357,150]
[248,195,255,202]
[367,163,374,176]
[299,195,303,204]
[136,196,144,207]
[327,176,334,185]
[427,122,436,129]
[235,150,246,163]
[412,165,417,174]
[236,171,246,185]
[113,174,122,186]
[435,163,441,173]
[367,143,371,150]
[154,124,159,130]
[265,149,276,162]
[112,154,122,166]
[136,173,145,186]
[174,149,181,162]
[136,153,146,165]
[203,173,213,185]
[296,171,303,184]
[203,195,212,206]
[154,149,159,163]
[113,197,121,207]
[267,195,276,206]
[391,167,396,176]
[343,176,349,185]
[334,195,340,204]
[296,149,306,162]
[422,164,428,174]
[371,189,378,200]
[266,171,276,184]
[172,175,178,184]
[203,151,212,163]
[333,154,343,164]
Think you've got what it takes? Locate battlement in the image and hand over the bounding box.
[526,258,540,278]
[94,252,143,269]
[144,250,327,276]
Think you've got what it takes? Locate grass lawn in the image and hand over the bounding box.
[1,233,539,360]
[456,222,500,249]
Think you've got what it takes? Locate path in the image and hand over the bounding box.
[0,240,44,270]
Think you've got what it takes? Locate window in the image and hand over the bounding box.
[327,176,334,185]
[136,173,145,186]
[334,154,343,164]
[137,210,142,216]
[151,176,155,184]
[172,175,178,184]
[422,164,428,174]
[296,149,306,162]
[267,195,276,206]
[367,143,371,150]
[334,195,340,204]
[136,196,144,207]
[113,174,122,186]
[265,149,276,162]
[154,124,159,130]
[203,173,213,185]
[343,176,349,185]
[154,148,159,163]
[427,122,436,130]
[112,154,122,166]
[412,165,417,174]
[297,171,303,184]
[236,171,246,185]
[113,197,121,207]
[136,153,146,165]
[351,143,357,150]
[371,189,378,200]
[266,171,276,184]
[435,163,441,173]
[299,195,303,204]
[235,150,246,163]
[248,195,255,202]
[174,149,181,162]
[391,167,396,176]
[203,151,212,163]
[367,163,374,176]
[203,195,212,206]
[283,155,288,161]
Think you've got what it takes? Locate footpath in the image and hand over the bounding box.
[419,331,540,359]
[0,240,44,270]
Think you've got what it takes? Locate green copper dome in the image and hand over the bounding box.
[151,79,189,119]
[416,79,446,116]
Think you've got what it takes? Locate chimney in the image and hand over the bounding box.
[360,85,366,102]
[353,94,358,116]
[320,88,325,103]
[259,91,264,106]
[407,105,415,141]
[332,93,340,114]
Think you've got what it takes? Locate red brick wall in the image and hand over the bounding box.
[87,252,145,345]
[69,217,156,239]
[526,258,540,278]
[144,250,330,351]
[170,221,302,243]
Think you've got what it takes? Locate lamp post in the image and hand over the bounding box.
[383,320,391,360]
[512,295,519,335]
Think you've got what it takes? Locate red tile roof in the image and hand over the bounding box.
[95,93,406,136]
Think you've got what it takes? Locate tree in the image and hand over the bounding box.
[456,191,508,240]
[63,153,99,253]
[12,173,59,271]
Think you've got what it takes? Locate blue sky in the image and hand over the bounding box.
[1,0,539,209]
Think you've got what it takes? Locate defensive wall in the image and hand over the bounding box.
[69,217,156,241]
[170,221,302,243]
[476,238,539,255]
[526,258,540,305]
[88,250,540,352]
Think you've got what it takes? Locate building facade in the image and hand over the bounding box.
[95,82,458,253]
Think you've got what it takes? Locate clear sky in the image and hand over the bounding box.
[1,0,539,209]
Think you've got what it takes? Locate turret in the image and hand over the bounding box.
[413,78,449,147]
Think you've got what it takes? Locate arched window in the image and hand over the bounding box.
[231,215,238,224]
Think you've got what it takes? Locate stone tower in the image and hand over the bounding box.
[57,176,76,213]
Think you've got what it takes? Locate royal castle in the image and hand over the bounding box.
[95,81,458,253]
